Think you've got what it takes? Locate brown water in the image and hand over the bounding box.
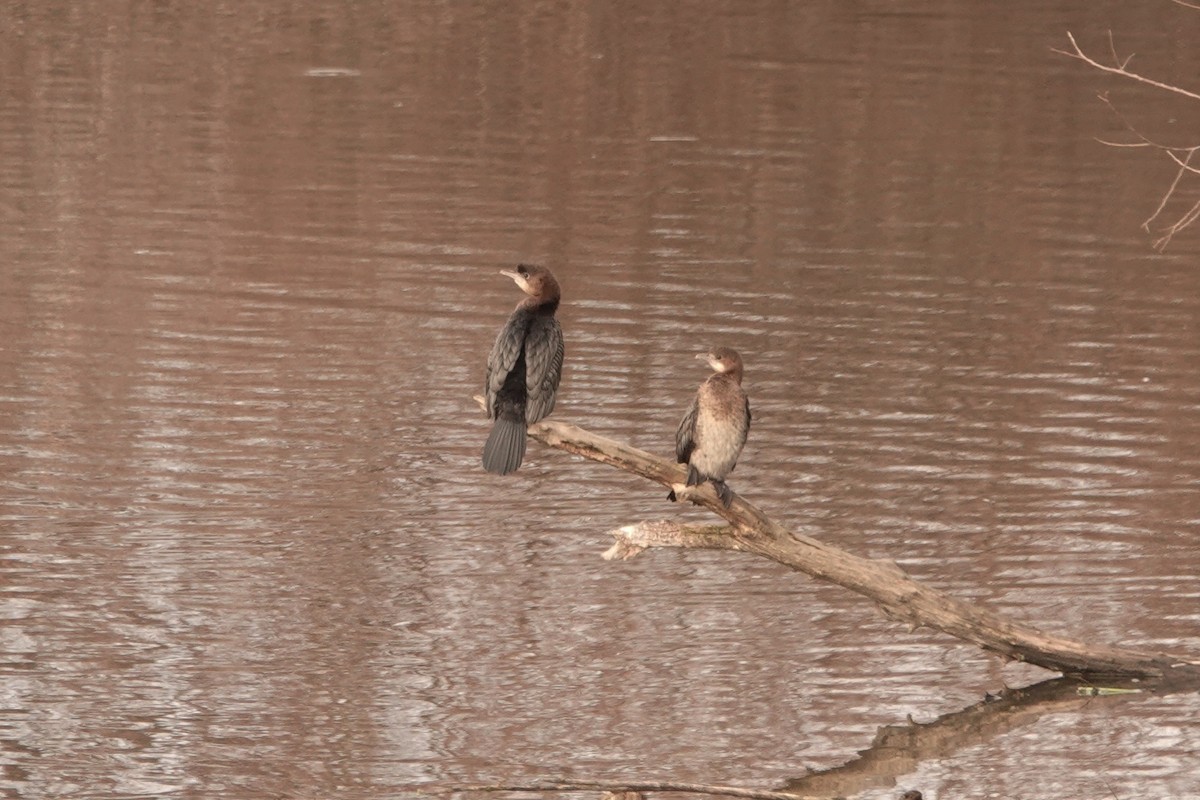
[3,2,1200,799]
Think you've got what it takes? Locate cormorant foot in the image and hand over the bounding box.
[713,480,734,508]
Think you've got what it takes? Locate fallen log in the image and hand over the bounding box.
[528,419,1200,681]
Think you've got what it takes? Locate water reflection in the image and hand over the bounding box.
[3,1,1200,799]
[783,676,1194,799]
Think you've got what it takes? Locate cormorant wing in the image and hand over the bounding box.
[485,313,528,418]
[675,395,699,464]
[523,316,564,423]
[733,395,751,459]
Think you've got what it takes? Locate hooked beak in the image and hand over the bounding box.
[500,269,530,292]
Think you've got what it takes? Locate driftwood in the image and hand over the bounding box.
[528,419,1200,681]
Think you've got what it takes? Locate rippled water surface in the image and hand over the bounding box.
[4,2,1200,799]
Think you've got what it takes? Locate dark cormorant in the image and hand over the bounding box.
[482,264,564,475]
[668,347,751,507]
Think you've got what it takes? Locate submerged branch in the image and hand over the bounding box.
[783,678,1117,797]
[527,420,1200,681]
[416,674,1192,800]
[431,779,823,800]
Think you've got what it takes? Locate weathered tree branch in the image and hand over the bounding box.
[529,420,1200,681]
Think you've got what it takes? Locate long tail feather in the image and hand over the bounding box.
[482,418,527,475]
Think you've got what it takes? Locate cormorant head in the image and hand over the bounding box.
[500,263,559,300]
[699,347,743,375]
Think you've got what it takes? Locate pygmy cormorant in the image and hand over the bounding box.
[668,347,751,507]
[482,264,564,475]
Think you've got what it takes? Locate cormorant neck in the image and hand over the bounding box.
[521,291,560,315]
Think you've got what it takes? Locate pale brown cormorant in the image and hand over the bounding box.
[668,347,751,507]
[482,264,564,475]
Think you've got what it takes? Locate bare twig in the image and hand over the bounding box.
[1154,197,1200,249]
[1106,30,1133,70]
[1093,139,1155,148]
[1055,35,1200,247]
[1055,32,1200,101]
[1095,92,1200,248]
[1095,92,1200,156]
[1145,156,1191,232]
[1094,94,1200,245]
[1164,149,1200,174]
